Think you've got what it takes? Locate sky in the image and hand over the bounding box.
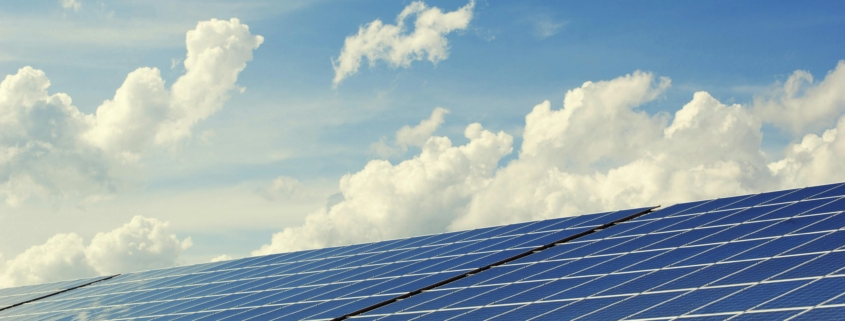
[1,0,845,287]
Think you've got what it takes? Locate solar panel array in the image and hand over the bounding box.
[353,183,845,320]
[0,208,649,321]
[1,183,844,321]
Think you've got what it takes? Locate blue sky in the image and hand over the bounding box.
[1,0,845,286]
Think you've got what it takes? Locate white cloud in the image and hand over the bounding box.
[84,216,192,275]
[253,123,513,254]
[0,216,189,288]
[371,107,449,157]
[396,107,450,147]
[60,0,81,11]
[752,60,845,135]
[0,233,92,288]
[369,137,398,159]
[768,119,845,187]
[453,87,768,230]
[260,176,320,202]
[210,255,232,263]
[0,18,262,206]
[0,67,114,207]
[332,1,475,86]
[258,63,845,254]
[751,60,845,187]
[84,18,264,156]
[520,71,671,173]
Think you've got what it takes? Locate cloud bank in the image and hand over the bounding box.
[0,216,191,288]
[253,123,513,254]
[332,1,475,86]
[0,18,262,207]
[259,61,845,254]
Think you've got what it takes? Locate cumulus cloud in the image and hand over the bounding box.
[332,1,474,86]
[0,67,114,207]
[253,123,513,254]
[84,216,193,275]
[453,87,768,229]
[371,107,449,157]
[84,18,264,157]
[519,71,671,173]
[0,234,92,288]
[0,18,262,206]
[769,119,845,187]
[752,60,845,134]
[0,216,189,288]
[258,62,845,254]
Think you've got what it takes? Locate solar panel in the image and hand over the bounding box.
[1,183,845,320]
[355,184,845,320]
[0,276,114,312]
[0,208,650,320]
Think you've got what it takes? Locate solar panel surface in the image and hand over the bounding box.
[0,276,114,312]
[1,182,844,321]
[0,208,650,320]
[354,183,845,321]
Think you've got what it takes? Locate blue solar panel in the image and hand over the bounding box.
[813,184,845,199]
[762,183,843,205]
[0,208,650,320]
[3,183,845,320]
[357,184,845,321]
[0,275,112,312]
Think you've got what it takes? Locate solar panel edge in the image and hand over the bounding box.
[57,209,648,287]
[323,208,648,253]
[0,274,119,313]
[653,182,845,219]
[329,206,658,321]
[98,210,643,282]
